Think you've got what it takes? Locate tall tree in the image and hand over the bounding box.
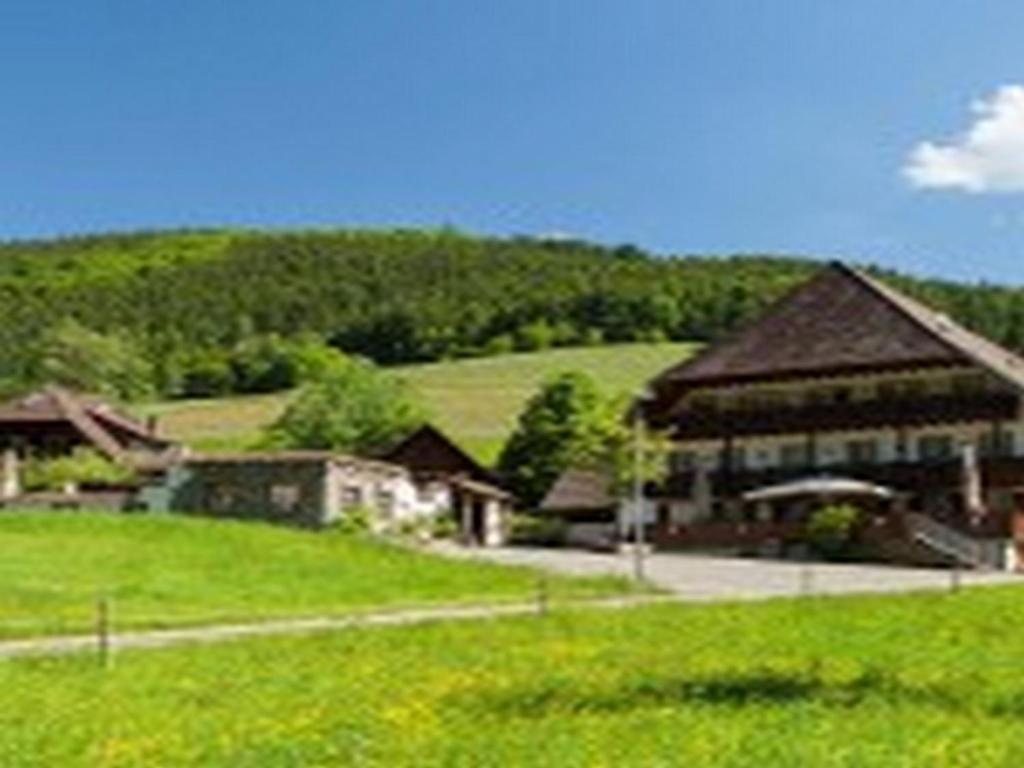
[266,356,425,454]
[37,319,154,401]
[498,371,622,508]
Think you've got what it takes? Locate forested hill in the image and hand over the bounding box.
[1,228,1022,400]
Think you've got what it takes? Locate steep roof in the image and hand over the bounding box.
[0,386,171,464]
[646,263,1024,420]
[382,424,498,484]
[539,467,616,513]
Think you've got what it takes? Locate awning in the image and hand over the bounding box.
[742,476,894,504]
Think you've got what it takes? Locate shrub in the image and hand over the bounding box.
[430,514,459,539]
[804,504,861,559]
[507,513,567,547]
[266,357,425,454]
[483,334,515,355]
[179,351,234,398]
[23,448,135,491]
[331,505,375,535]
[514,320,556,352]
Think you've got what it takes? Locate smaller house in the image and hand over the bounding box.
[0,386,176,468]
[382,424,511,546]
[0,386,181,509]
[157,452,436,530]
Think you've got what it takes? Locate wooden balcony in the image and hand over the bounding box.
[659,455,1024,504]
[670,392,1020,440]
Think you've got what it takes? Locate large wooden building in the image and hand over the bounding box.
[639,262,1024,568]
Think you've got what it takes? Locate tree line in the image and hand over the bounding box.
[1,227,1023,400]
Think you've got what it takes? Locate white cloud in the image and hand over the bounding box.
[904,84,1024,193]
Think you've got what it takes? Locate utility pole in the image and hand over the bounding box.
[633,400,646,583]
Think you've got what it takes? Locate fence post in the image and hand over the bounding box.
[800,563,814,596]
[950,560,961,593]
[97,594,113,669]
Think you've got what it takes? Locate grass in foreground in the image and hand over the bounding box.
[5,586,1024,766]
[141,342,696,461]
[0,513,628,639]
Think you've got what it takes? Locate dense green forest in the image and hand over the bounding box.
[1,227,1022,400]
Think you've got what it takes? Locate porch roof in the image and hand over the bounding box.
[742,476,895,503]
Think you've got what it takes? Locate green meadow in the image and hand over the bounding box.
[141,342,697,462]
[5,587,1024,766]
[0,513,628,639]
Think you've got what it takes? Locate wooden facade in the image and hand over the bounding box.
[640,263,1024,565]
[0,386,175,469]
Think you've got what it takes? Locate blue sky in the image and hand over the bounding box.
[3,2,1024,282]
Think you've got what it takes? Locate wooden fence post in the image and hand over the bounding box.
[536,576,548,616]
[800,563,814,596]
[97,594,113,669]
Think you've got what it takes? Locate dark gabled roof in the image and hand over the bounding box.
[646,262,1024,421]
[0,386,172,465]
[382,424,499,485]
[539,467,616,513]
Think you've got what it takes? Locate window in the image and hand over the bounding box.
[724,445,747,471]
[829,387,852,405]
[917,435,954,462]
[877,380,924,400]
[951,373,988,396]
[846,439,879,465]
[988,490,1017,514]
[341,486,363,507]
[416,484,438,503]
[270,484,300,512]
[689,395,719,413]
[377,489,396,514]
[669,450,697,474]
[980,430,1015,458]
[779,442,811,469]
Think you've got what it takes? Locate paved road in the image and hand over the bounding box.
[435,544,1021,600]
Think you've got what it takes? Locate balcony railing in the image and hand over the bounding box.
[659,455,1024,503]
[670,393,1020,440]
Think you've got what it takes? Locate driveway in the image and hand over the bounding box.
[435,544,1021,600]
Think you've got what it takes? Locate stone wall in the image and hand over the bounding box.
[170,460,329,528]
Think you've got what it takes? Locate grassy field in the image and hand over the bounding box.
[141,342,697,462]
[0,513,628,639]
[6,586,1024,766]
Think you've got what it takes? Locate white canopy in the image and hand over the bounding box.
[742,476,894,504]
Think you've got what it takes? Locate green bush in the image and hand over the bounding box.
[508,513,567,547]
[804,504,861,559]
[331,505,375,535]
[430,514,459,539]
[266,356,425,454]
[23,448,135,491]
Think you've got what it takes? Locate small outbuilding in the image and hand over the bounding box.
[539,467,620,549]
[382,424,511,546]
[157,451,441,530]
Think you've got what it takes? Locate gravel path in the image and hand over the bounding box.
[2,547,1017,660]
[0,594,666,660]
[433,544,1021,600]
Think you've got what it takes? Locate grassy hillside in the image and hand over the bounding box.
[6,226,1024,404]
[142,342,697,462]
[6,586,1024,765]
[0,228,812,396]
[0,513,627,639]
